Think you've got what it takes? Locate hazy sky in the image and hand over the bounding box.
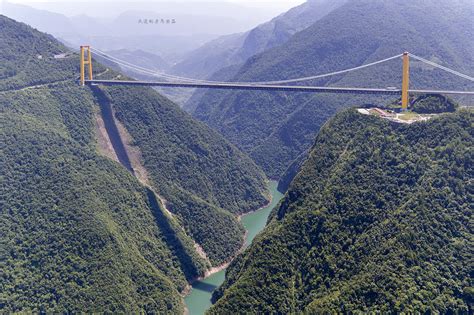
[6,0,306,6]
[7,0,304,2]
[2,0,306,21]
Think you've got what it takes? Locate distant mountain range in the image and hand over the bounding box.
[1,0,312,107]
[172,0,347,81]
[1,1,278,63]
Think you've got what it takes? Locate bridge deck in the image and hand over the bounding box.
[85,80,474,96]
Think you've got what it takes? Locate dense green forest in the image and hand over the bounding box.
[209,108,473,313]
[0,15,268,312]
[1,109,205,312]
[192,0,474,182]
[0,16,207,312]
[412,94,459,114]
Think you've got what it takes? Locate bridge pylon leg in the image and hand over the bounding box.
[401,52,410,111]
[80,46,93,86]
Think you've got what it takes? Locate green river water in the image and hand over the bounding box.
[184,181,284,314]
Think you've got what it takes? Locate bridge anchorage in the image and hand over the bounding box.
[80,47,474,110]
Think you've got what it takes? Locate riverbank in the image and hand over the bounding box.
[183,185,274,290]
[196,195,274,279]
[238,195,273,222]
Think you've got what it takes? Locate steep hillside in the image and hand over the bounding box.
[192,0,474,179]
[92,81,269,265]
[1,110,204,313]
[0,16,205,312]
[209,108,473,313]
[0,15,268,311]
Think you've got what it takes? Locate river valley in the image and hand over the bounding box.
[184,181,284,314]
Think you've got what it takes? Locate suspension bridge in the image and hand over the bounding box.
[80,46,474,110]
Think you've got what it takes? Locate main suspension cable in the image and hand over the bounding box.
[410,53,474,82]
[90,48,404,85]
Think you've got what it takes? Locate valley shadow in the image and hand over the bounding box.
[91,86,134,174]
[146,188,201,281]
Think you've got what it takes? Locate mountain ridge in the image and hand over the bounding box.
[209,107,473,313]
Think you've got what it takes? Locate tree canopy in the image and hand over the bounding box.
[209,108,473,313]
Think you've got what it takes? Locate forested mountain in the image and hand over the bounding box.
[192,0,474,180]
[172,0,346,81]
[209,108,473,313]
[0,15,268,312]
